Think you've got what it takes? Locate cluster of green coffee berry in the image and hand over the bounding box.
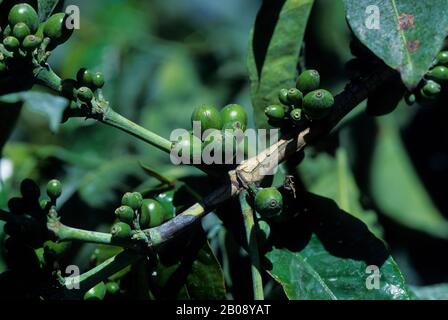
[265,70,335,128]
[65,68,105,102]
[173,103,249,161]
[110,192,171,239]
[0,3,72,72]
[2,179,62,273]
[405,51,448,104]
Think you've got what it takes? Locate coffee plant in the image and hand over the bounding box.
[1,0,448,300]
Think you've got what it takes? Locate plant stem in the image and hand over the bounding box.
[101,108,173,153]
[239,191,264,300]
[65,250,142,295]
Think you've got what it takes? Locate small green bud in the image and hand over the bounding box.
[46,179,62,199]
[296,69,320,93]
[12,22,30,40]
[77,86,94,103]
[3,36,20,51]
[22,35,42,51]
[404,92,416,106]
[289,108,302,125]
[427,66,448,83]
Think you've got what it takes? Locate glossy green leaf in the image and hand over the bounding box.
[0,92,69,132]
[186,242,227,300]
[411,283,448,300]
[299,149,383,239]
[38,0,61,22]
[78,157,145,208]
[248,0,314,128]
[370,115,448,238]
[265,193,412,300]
[344,0,448,89]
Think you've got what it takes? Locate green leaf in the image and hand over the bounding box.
[265,193,412,300]
[248,0,314,128]
[186,242,227,300]
[344,0,448,89]
[299,149,383,239]
[37,0,61,22]
[0,92,69,133]
[78,157,145,208]
[411,283,448,300]
[370,115,448,238]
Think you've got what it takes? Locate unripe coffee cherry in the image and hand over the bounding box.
[191,104,222,134]
[76,68,94,87]
[221,104,248,132]
[121,192,143,210]
[296,69,320,93]
[84,282,107,300]
[3,36,20,51]
[22,35,42,51]
[254,187,283,218]
[43,13,74,46]
[106,282,120,295]
[111,222,132,239]
[404,92,416,106]
[8,4,39,33]
[287,88,303,106]
[422,80,441,97]
[115,205,135,225]
[278,88,290,105]
[427,66,448,83]
[436,51,448,66]
[265,104,285,121]
[77,86,94,102]
[140,199,167,228]
[303,89,334,120]
[290,108,302,124]
[12,22,30,40]
[47,179,62,199]
[172,132,203,161]
[92,72,105,89]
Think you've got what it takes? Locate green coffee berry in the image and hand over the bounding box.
[303,89,334,120]
[77,86,94,103]
[265,105,285,121]
[43,13,73,46]
[296,69,320,93]
[172,132,203,160]
[287,88,303,106]
[404,92,416,106]
[8,4,39,33]
[221,104,248,132]
[46,179,62,199]
[278,88,290,105]
[254,187,283,218]
[140,199,167,228]
[76,68,94,87]
[12,22,30,40]
[289,108,302,124]
[427,66,448,83]
[92,72,105,89]
[111,222,132,239]
[115,205,135,225]
[3,36,20,51]
[22,35,42,51]
[106,282,120,295]
[436,51,448,66]
[422,80,442,97]
[121,192,143,210]
[84,282,107,300]
[191,104,222,134]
